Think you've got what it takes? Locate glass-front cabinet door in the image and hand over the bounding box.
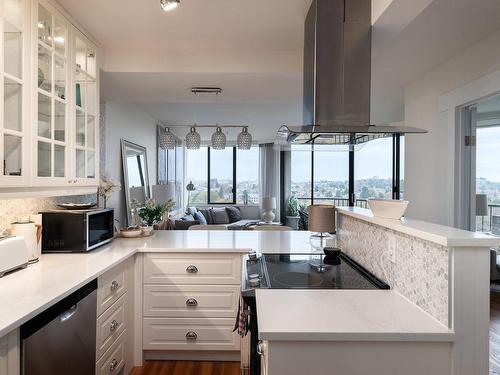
[73,30,98,184]
[0,0,29,187]
[33,0,69,184]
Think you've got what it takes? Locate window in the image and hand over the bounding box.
[209,148,235,204]
[287,136,402,209]
[186,147,208,205]
[236,147,260,204]
[355,137,393,202]
[185,146,260,205]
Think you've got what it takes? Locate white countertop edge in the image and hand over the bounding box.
[337,207,500,247]
[0,249,137,337]
[137,247,251,253]
[257,331,455,342]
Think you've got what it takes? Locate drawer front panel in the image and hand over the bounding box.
[143,285,240,318]
[143,253,241,285]
[96,294,126,360]
[143,318,239,351]
[97,263,126,315]
[96,330,125,375]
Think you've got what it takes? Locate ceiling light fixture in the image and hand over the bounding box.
[159,127,176,150]
[237,127,252,150]
[211,126,227,150]
[160,0,179,12]
[185,127,201,150]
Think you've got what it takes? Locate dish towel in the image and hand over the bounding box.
[233,296,249,337]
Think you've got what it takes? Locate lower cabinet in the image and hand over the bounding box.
[0,329,19,375]
[142,253,242,358]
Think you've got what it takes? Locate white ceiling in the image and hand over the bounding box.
[57,0,311,142]
[57,0,500,141]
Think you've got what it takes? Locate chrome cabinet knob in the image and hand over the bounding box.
[110,319,119,332]
[110,280,119,291]
[109,358,118,371]
[185,331,197,341]
[186,298,198,307]
[186,265,198,274]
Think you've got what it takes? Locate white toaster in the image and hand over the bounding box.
[0,236,29,278]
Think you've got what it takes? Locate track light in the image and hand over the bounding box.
[160,0,179,12]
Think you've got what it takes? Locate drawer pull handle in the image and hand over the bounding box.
[110,319,119,332]
[109,358,118,371]
[110,281,119,291]
[186,331,197,341]
[186,298,198,307]
[186,265,198,274]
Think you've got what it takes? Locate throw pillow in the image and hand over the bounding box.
[186,206,198,215]
[212,207,230,224]
[226,206,243,223]
[181,214,195,221]
[193,211,207,225]
[198,209,213,224]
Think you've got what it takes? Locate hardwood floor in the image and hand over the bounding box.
[130,361,241,375]
[491,290,500,374]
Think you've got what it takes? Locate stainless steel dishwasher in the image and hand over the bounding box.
[20,279,97,375]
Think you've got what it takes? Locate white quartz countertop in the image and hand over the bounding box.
[0,230,322,337]
[337,207,500,247]
[255,289,454,342]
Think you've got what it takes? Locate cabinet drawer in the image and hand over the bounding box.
[143,253,241,285]
[143,318,239,351]
[96,330,126,375]
[143,285,240,318]
[96,294,126,360]
[97,263,126,315]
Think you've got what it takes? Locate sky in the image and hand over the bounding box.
[477,127,500,182]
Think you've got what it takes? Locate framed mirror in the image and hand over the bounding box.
[121,139,150,226]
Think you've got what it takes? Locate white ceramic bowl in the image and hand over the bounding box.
[367,199,409,220]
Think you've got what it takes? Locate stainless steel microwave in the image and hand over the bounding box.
[41,208,114,253]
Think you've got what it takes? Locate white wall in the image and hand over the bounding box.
[103,101,158,226]
[404,28,500,226]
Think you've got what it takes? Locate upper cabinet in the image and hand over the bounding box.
[33,0,69,185]
[0,0,99,192]
[73,30,98,184]
[0,0,30,187]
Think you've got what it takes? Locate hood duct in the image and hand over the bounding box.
[276,0,427,147]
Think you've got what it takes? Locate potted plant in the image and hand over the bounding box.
[285,195,300,230]
[138,198,175,233]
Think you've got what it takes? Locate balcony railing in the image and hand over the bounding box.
[296,197,368,209]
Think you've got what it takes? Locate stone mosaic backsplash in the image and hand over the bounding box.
[337,214,449,326]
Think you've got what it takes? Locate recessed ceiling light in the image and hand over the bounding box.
[160,0,179,11]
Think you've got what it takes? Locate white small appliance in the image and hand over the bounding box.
[11,220,41,263]
[0,236,29,277]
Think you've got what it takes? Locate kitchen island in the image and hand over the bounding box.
[0,221,497,375]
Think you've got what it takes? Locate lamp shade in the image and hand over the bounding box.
[262,197,276,210]
[152,184,175,205]
[476,194,489,216]
[308,204,335,233]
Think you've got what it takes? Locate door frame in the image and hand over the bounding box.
[438,68,500,229]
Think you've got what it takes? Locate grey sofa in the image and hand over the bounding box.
[181,205,261,230]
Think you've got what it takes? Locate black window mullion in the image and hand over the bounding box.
[348,135,355,206]
[311,146,314,205]
[232,147,237,204]
[207,147,211,205]
[392,134,401,200]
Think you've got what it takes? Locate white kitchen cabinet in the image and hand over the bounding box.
[142,253,242,357]
[31,0,99,187]
[0,0,30,187]
[0,329,19,375]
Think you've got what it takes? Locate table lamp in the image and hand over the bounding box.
[308,204,335,238]
[261,197,277,223]
[476,194,488,232]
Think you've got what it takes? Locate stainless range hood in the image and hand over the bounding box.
[276,0,427,147]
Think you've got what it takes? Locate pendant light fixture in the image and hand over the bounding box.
[160,0,179,11]
[159,127,176,150]
[211,126,226,150]
[185,127,201,150]
[237,126,252,149]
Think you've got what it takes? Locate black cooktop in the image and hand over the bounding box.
[244,252,389,291]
